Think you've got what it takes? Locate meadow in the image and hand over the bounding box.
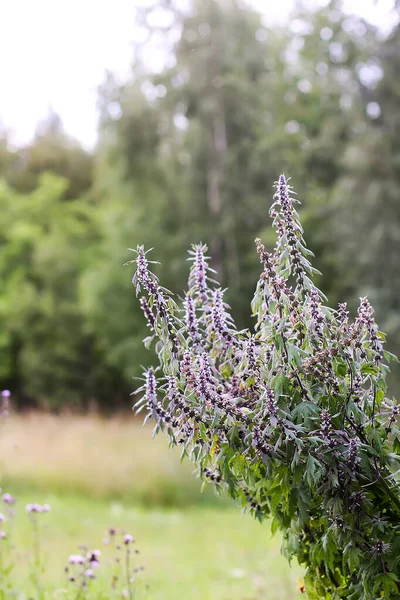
[0,414,303,599]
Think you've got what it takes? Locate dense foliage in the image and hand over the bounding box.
[132,175,400,600]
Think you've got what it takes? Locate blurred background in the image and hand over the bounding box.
[0,0,399,596]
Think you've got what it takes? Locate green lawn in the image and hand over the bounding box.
[4,493,302,599]
[0,415,303,598]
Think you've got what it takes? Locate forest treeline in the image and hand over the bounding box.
[1,0,399,409]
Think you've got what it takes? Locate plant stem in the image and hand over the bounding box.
[125,547,133,600]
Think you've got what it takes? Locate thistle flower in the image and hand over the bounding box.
[88,549,101,562]
[124,534,134,544]
[25,504,42,513]
[69,554,85,565]
[2,493,15,505]
[87,568,96,578]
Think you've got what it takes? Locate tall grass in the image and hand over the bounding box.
[0,413,219,506]
[0,413,304,598]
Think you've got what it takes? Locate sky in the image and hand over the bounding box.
[0,0,396,148]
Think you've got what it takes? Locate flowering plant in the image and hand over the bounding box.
[131,175,400,599]
[0,393,146,598]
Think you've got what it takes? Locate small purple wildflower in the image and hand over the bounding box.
[85,568,95,579]
[2,493,15,505]
[124,534,134,545]
[69,554,85,565]
[26,503,42,513]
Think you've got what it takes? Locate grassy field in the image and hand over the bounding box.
[0,413,215,506]
[0,414,303,599]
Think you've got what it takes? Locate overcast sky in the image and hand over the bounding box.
[0,0,396,148]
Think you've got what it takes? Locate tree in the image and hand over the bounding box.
[92,0,380,392]
[329,15,400,389]
[0,110,93,200]
[0,175,102,408]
